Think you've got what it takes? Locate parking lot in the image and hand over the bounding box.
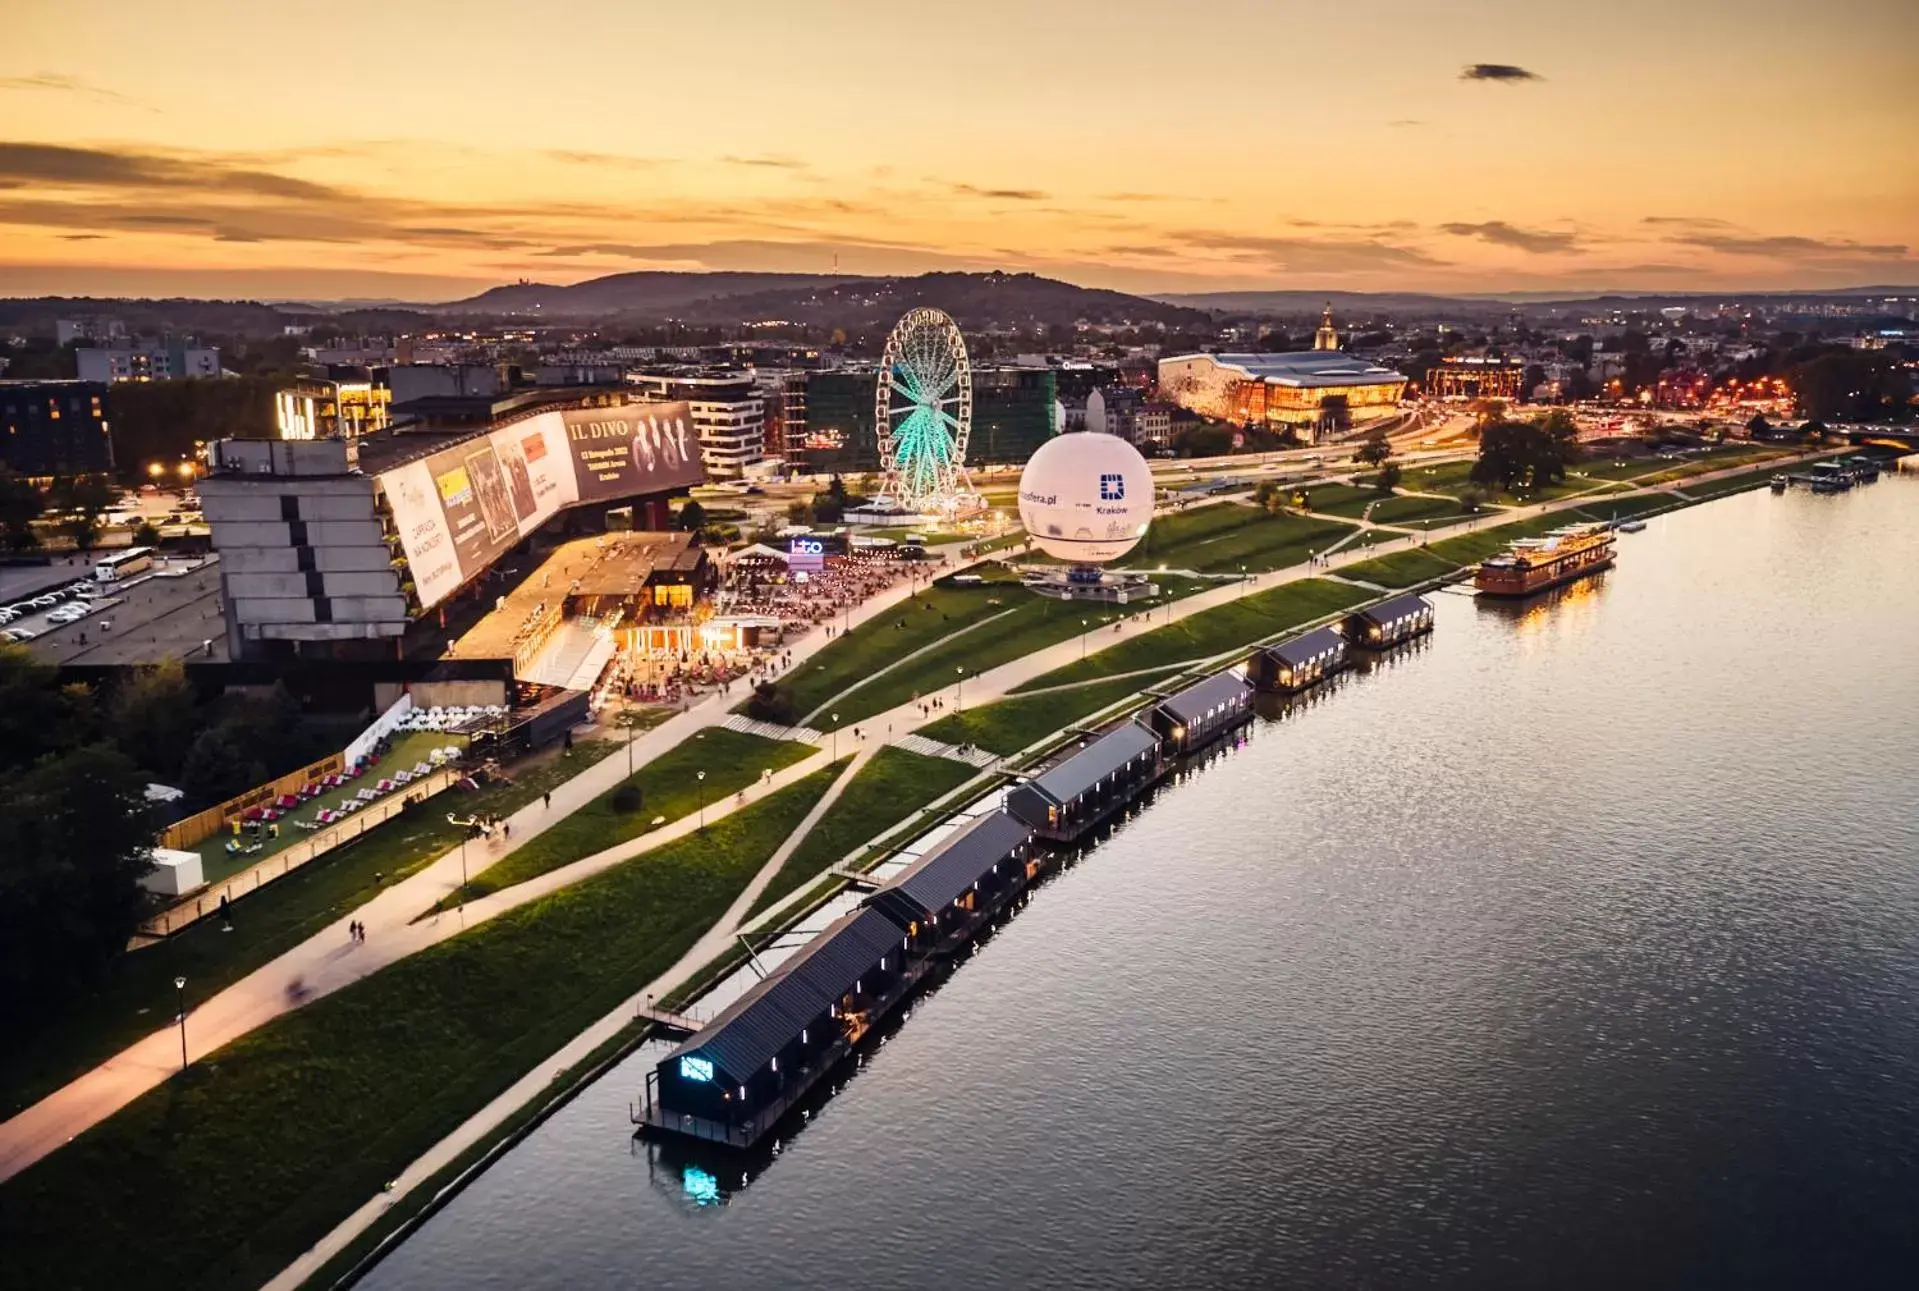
[12,559,227,665]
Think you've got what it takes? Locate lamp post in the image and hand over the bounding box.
[1239,564,1247,597]
[625,692,635,776]
[831,712,840,760]
[954,666,964,711]
[173,976,188,1073]
[458,829,469,911]
[1080,618,1088,660]
[697,770,707,831]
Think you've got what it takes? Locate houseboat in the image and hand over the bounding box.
[1005,722,1163,843]
[1473,523,1615,598]
[1342,593,1435,648]
[641,811,1034,1150]
[1250,625,1350,695]
[1145,671,1253,757]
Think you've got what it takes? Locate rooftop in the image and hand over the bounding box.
[1021,722,1161,807]
[444,531,700,662]
[867,810,1031,922]
[1154,670,1250,726]
[1266,625,1346,668]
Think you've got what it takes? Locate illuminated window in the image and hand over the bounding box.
[678,1055,715,1083]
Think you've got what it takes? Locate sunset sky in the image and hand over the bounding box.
[3,0,1916,301]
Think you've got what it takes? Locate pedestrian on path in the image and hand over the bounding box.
[544,790,552,809]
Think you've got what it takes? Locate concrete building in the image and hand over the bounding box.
[1085,386,1144,440]
[76,341,221,384]
[0,380,114,480]
[386,364,502,407]
[197,439,411,659]
[626,371,766,479]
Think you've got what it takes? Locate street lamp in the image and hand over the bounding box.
[697,770,707,831]
[831,712,840,760]
[954,666,964,711]
[173,976,188,1073]
[458,828,469,911]
[625,691,635,776]
[1239,564,1247,597]
[1080,618,1088,660]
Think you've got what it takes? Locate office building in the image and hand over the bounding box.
[0,380,115,480]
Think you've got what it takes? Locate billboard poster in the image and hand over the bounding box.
[383,460,463,608]
[382,401,705,612]
[561,402,704,502]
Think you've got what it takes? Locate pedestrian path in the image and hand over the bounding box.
[890,733,999,768]
[720,714,823,743]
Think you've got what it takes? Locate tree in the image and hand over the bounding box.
[676,499,707,533]
[111,659,198,782]
[784,499,813,525]
[0,646,77,773]
[132,520,162,548]
[1746,414,1773,439]
[0,743,155,1030]
[1354,432,1393,468]
[0,468,43,551]
[1470,410,1577,495]
[1375,461,1403,494]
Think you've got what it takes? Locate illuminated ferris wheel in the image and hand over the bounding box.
[876,307,973,513]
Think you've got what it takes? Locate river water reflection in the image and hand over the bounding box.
[365,477,1919,1290]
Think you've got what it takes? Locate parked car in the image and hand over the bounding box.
[29,595,58,609]
[5,626,37,641]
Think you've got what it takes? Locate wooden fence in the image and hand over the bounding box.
[159,751,348,851]
[140,765,460,937]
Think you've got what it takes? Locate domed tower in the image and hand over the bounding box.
[1314,304,1339,351]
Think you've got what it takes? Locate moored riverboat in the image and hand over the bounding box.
[1474,522,1615,598]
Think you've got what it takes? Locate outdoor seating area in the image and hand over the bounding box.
[396,704,506,734]
[192,731,457,884]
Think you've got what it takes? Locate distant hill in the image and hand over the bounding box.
[438,270,1211,328]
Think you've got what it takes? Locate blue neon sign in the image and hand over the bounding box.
[679,1055,715,1082]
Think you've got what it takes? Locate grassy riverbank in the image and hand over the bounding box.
[921,672,1173,756]
[0,767,838,1291]
[0,741,621,1120]
[430,728,811,911]
[748,748,978,916]
[1012,577,1371,692]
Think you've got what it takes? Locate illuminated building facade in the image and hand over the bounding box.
[1429,357,1525,400]
[0,380,114,482]
[1156,350,1408,441]
[276,376,391,443]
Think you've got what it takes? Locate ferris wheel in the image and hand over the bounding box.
[875,307,973,513]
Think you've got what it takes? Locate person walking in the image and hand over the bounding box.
[544,790,552,810]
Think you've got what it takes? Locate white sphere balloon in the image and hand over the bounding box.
[1017,432,1153,564]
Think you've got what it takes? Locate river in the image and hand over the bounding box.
[363,474,1919,1290]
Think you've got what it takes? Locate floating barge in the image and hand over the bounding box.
[1342,592,1436,646]
[1144,670,1254,758]
[1250,625,1350,694]
[1473,523,1614,598]
[1005,722,1164,844]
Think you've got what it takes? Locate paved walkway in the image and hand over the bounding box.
[0,566,941,1185]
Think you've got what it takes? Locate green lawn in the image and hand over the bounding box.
[816,574,1211,727]
[0,741,621,1120]
[766,576,1023,722]
[1290,482,1378,518]
[1367,492,1482,526]
[1013,578,1372,692]
[433,728,812,909]
[1337,547,1463,588]
[0,768,837,1291]
[921,672,1173,756]
[1130,510,1359,574]
[747,748,978,915]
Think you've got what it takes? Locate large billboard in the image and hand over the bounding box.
[381,401,703,611]
[559,403,703,502]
